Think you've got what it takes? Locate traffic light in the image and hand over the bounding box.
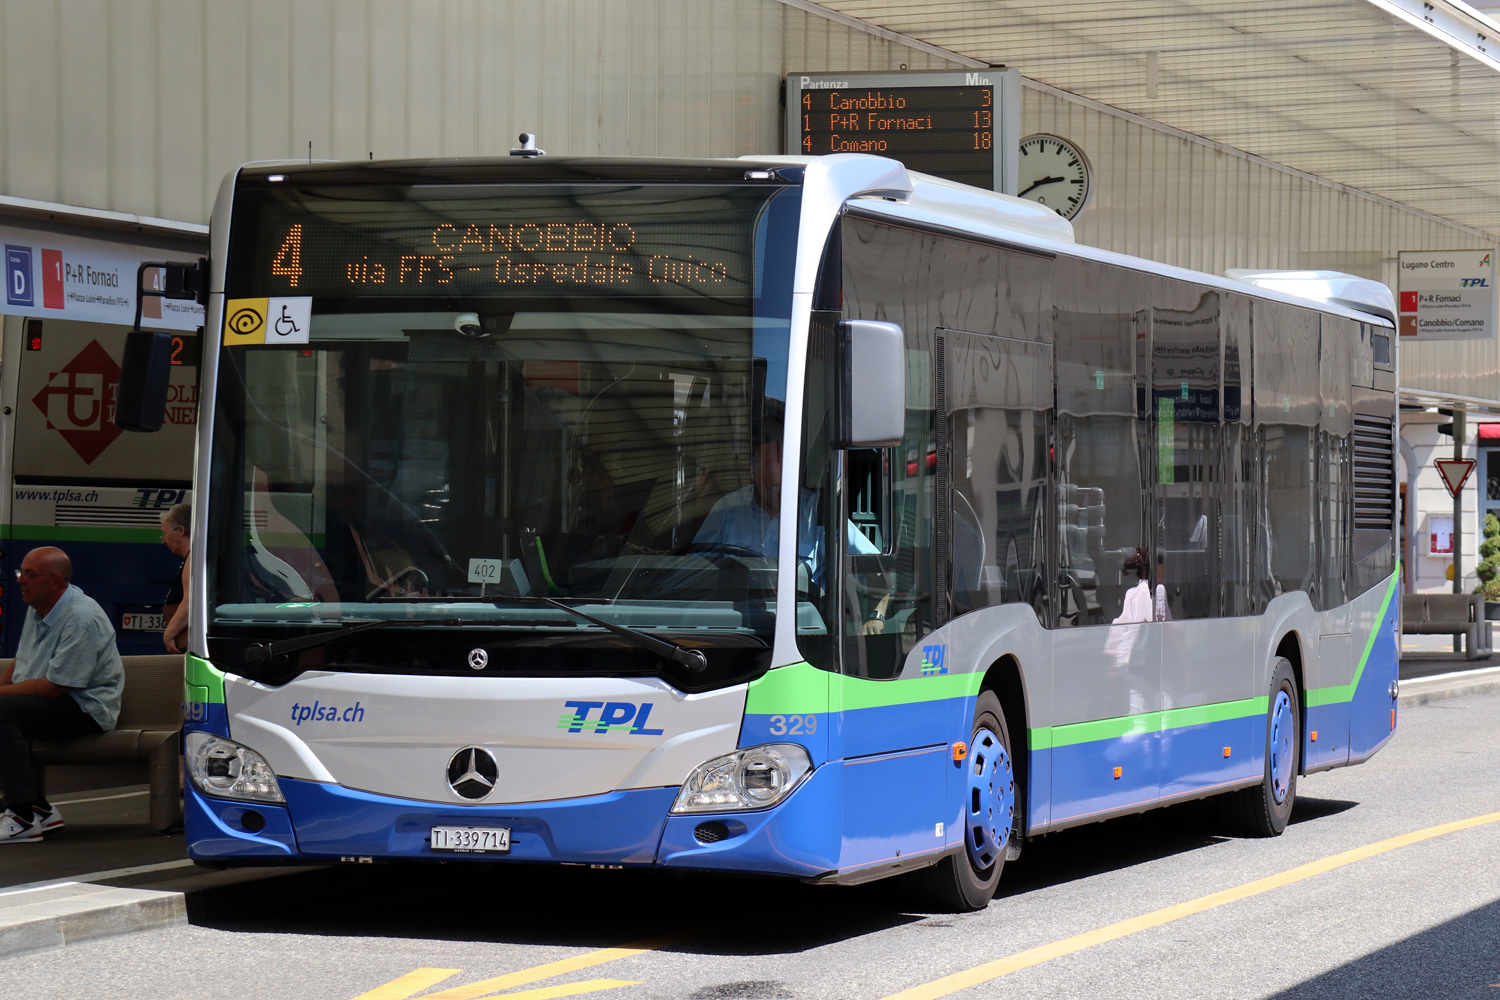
[1438,407,1455,437]
[24,319,42,352]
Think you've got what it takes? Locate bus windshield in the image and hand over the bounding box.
[208,180,802,655]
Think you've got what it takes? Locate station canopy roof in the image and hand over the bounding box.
[812,0,1500,240]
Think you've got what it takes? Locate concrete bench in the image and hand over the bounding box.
[7,654,183,833]
[1401,593,1493,661]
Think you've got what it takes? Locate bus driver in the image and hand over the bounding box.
[693,406,880,590]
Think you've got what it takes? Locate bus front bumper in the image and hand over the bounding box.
[186,765,841,876]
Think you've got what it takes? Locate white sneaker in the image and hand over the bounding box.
[33,804,63,832]
[0,810,40,843]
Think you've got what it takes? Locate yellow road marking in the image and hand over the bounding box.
[350,968,462,1000]
[352,935,675,1000]
[467,979,640,1000]
[881,810,1500,1000]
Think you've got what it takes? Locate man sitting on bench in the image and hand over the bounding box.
[0,547,123,843]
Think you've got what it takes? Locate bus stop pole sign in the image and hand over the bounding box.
[1435,458,1475,497]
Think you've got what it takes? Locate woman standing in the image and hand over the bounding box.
[159,503,191,654]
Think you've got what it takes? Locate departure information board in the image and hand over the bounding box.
[787,69,1021,193]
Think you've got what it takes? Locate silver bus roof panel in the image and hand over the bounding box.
[1225,268,1397,325]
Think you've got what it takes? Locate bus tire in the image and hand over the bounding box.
[1221,656,1299,837]
[922,690,1013,912]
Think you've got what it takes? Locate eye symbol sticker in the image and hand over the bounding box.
[223,298,269,345]
[228,307,264,336]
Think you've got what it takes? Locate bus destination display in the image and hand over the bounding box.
[230,186,777,303]
[787,70,1021,194]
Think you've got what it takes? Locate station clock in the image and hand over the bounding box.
[1017,134,1093,220]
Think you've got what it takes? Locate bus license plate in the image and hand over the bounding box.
[122,613,166,631]
[430,826,510,853]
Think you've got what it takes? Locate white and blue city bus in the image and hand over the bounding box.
[172,153,1398,910]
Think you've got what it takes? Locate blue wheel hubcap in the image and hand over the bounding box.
[1269,689,1294,804]
[965,726,1014,870]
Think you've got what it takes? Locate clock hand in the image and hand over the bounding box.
[1019,175,1065,198]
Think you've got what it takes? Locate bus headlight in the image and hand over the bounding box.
[671,744,812,814]
[185,732,285,804]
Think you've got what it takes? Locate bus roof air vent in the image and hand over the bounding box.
[1225,269,1396,325]
[900,171,1075,243]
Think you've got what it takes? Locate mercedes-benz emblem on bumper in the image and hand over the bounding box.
[447,746,498,800]
[468,648,489,670]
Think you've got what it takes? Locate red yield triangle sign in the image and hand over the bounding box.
[1435,458,1476,497]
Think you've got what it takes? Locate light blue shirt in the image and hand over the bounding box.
[693,486,879,586]
[14,585,124,731]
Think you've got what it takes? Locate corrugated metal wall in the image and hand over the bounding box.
[1022,85,1500,402]
[2,0,1493,397]
[0,0,957,225]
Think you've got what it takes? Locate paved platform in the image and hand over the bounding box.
[1400,651,1495,679]
[0,786,184,892]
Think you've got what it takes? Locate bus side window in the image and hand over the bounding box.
[1053,258,1151,627]
[945,331,1052,618]
[848,448,890,551]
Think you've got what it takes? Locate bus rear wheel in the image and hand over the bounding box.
[1221,656,1299,837]
[922,690,1014,911]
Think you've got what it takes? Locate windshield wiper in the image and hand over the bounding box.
[363,596,708,672]
[541,598,708,673]
[455,595,707,673]
[241,617,460,662]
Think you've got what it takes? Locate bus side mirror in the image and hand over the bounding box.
[839,319,905,448]
[115,331,174,432]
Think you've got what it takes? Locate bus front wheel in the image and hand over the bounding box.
[1221,656,1299,837]
[922,690,1014,911]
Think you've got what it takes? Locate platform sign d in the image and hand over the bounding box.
[1435,458,1475,498]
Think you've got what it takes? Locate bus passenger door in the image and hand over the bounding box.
[835,325,951,874]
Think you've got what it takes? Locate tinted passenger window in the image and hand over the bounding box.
[1054,258,1150,626]
[946,331,1052,618]
[1255,302,1319,605]
[1152,283,1221,620]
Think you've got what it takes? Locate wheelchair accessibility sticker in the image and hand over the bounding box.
[224,297,311,346]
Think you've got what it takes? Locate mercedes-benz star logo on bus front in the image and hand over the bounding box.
[467,648,489,670]
[447,747,498,800]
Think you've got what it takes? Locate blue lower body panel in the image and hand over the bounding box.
[188,779,678,865]
[187,786,299,858]
[188,766,847,878]
[1349,597,1400,761]
[657,763,842,877]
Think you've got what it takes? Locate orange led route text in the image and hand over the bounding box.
[339,220,731,288]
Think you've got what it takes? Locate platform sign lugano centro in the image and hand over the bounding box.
[1397,250,1495,340]
[786,69,1022,195]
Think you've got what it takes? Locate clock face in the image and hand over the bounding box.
[1017,134,1092,220]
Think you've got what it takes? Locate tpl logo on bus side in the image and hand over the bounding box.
[133,488,189,508]
[557,700,664,735]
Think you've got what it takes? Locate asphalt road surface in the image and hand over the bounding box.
[10,691,1500,1000]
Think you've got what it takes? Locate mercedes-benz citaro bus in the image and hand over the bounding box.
[175,153,1399,911]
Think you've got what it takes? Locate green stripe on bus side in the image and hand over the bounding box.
[186,654,226,704]
[1028,697,1270,751]
[1305,562,1400,708]
[6,524,164,544]
[744,661,983,716]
